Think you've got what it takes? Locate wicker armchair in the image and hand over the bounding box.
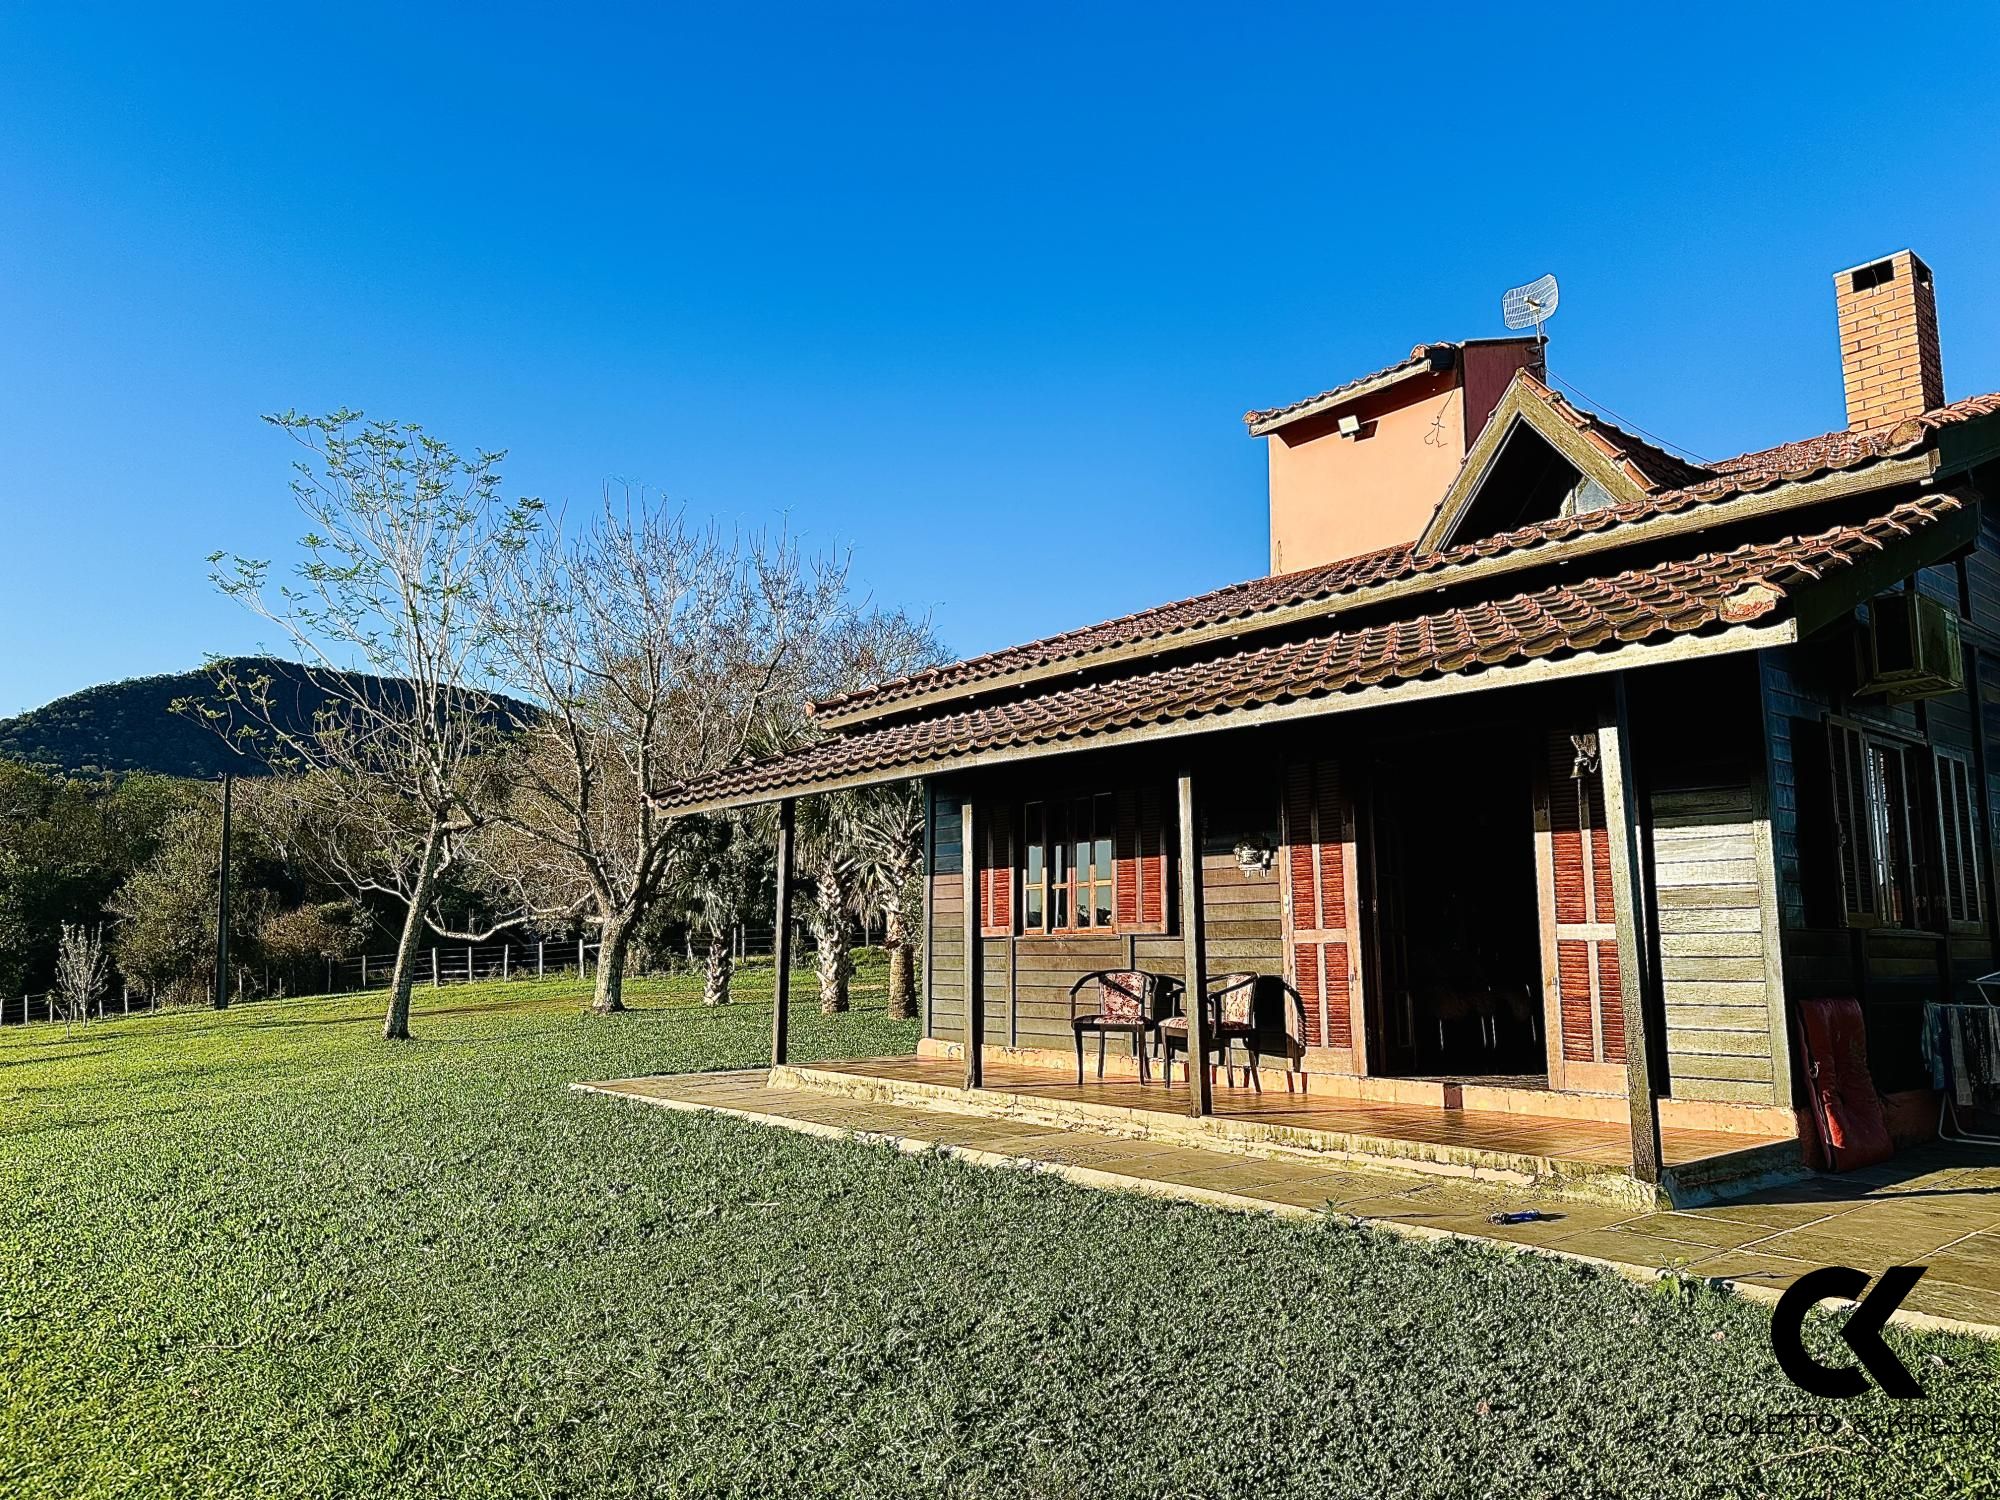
[1068,969,1171,1085]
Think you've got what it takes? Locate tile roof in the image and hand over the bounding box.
[665,492,1967,811]
[813,390,1996,725]
[1242,343,1455,431]
[1703,391,2000,488]
[1510,371,1711,493]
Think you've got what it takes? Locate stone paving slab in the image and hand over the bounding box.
[575,1068,2000,1338]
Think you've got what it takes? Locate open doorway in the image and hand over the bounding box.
[1366,736,1547,1080]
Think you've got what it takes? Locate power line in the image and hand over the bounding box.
[1543,371,1715,466]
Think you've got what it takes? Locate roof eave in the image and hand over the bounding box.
[668,619,1800,816]
[1244,348,1453,436]
[811,449,1940,733]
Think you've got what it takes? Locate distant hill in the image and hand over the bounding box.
[0,659,538,780]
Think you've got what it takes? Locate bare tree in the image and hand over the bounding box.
[478,493,844,1014]
[192,411,538,1040]
[54,922,108,1033]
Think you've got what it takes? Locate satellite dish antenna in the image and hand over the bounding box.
[1502,273,1560,348]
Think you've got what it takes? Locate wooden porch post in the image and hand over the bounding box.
[1177,772,1212,1117]
[771,797,795,1068]
[1598,678,1664,1184]
[961,796,983,1089]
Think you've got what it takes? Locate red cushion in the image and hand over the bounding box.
[1798,997,1894,1171]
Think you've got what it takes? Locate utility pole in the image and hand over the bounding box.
[213,773,233,1010]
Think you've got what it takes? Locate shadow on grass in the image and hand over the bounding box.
[0,1047,115,1069]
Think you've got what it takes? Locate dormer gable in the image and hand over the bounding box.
[1415,372,1712,555]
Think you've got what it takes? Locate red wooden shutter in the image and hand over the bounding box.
[1283,758,1358,1051]
[1114,787,1170,934]
[1546,732,1623,1066]
[979,811,1014,937]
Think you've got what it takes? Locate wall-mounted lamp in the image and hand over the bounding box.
[1233,835,1276,878]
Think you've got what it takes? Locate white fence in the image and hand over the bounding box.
[3,920,846,1027]
[3,988,154,1026]
[326,938,606,993]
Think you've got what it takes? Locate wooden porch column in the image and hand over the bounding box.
[961,797,983,1089]
[1177,772,1212,1117]
[1597,678,1664,1185]
[770,797,795,1069]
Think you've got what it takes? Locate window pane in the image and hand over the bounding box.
[1868,743,1913,927]
[1094,881,1114,928]
[1050,804,1071,927]
[1023,804,1044,928]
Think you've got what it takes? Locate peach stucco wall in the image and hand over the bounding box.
[1266,375,1467,574]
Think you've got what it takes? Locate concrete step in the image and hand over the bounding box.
[771,1062,1688,1209]
[771,1063,1805,1210]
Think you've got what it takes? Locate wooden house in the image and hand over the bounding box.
[664,249,2000,1198]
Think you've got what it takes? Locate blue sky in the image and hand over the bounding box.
[3,3,1998,717]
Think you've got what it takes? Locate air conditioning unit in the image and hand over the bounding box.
[1858,593,1963,699]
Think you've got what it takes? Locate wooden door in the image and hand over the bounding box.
[1361,775,1417,1074]
[1283,756,1365,1074]
[1534,730,1627,1094]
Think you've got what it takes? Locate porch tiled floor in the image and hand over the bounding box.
[798,1055,1777,1169]
[576,1066,2000,1335]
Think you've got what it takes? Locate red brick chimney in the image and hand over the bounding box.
[1834,249,1944,431]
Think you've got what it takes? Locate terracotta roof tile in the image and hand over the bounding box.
[814,391,1996,726]
[1242,343,1455,430]
[667,492,1967,811]
[1701,391,2000,490]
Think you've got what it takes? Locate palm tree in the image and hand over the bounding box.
[850,783,924,1021]
[796,793,861,1014]
[659,811,768,1006]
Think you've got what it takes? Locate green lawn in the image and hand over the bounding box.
[3,975,1997,1500]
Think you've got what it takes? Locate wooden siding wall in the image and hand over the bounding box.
[1651,785,1784,1104]
[927,787,965,1043]
[1761,478,2000,1094]
[1629,658,1789,1108]
[924,772,1283,1054]
[923,669,1794,1110]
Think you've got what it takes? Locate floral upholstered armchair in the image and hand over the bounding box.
[1068,969,1171,1085]
[1160,973,1307,1092]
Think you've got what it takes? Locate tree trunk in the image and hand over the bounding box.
[593,912,633,1015]
[812,858,852,1015]
[884,898,916,1021]
[703,931,732,1006]
[384,826,444,1041]
[815,929,851,1014]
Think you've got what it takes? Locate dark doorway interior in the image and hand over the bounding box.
[1368,737,1547,1079]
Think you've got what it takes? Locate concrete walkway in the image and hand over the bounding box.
[576,1067,2000,1338]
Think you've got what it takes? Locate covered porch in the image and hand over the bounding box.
[650,489,1977,1206]
[727,665,1800,1206]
